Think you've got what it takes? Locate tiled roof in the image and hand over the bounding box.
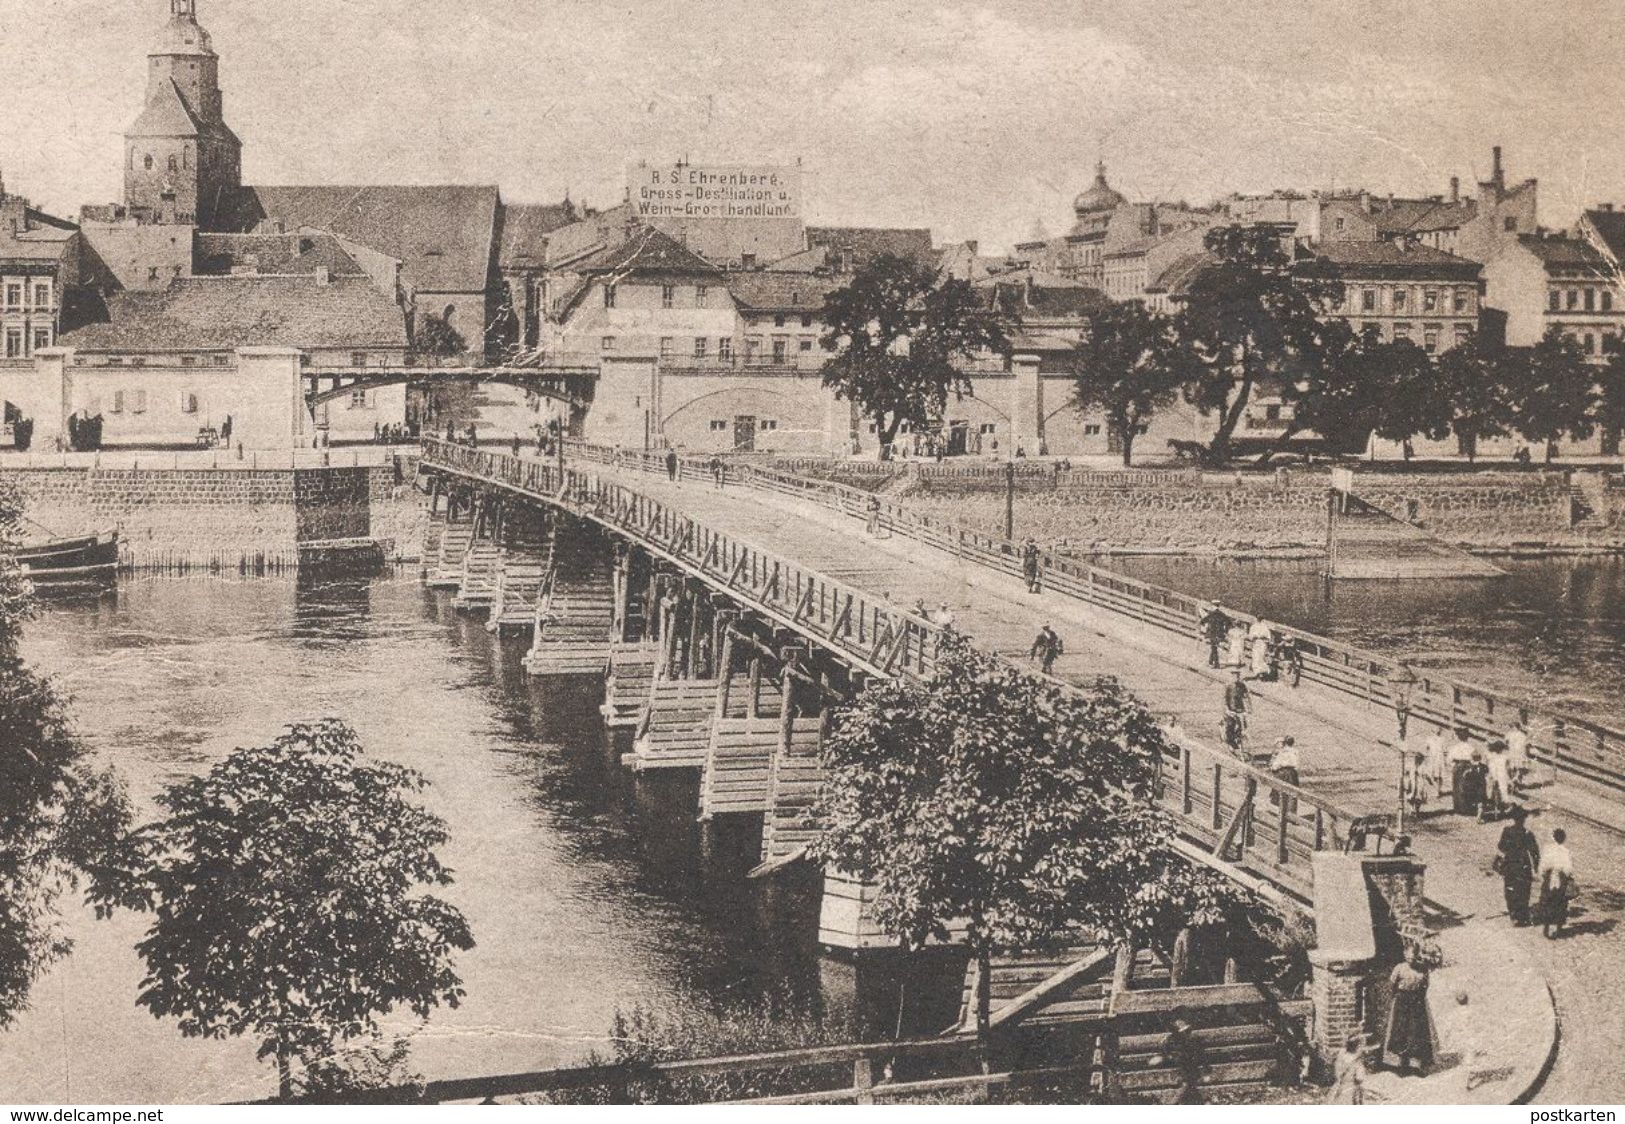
[1,214,74,264]
[805,226,935,267]
[498,201,580,269]
[1296,240,1481,279]
[1147,251,1216,295]
[725,271,839,310]
[126,80,201,138]
[1517,234,1607,271]
[973,267,1088,289]
[195,232,365,277]
[1583,210,1625,263]
[984,280,1108,321]
[62,275,408,351]
[212,185,500,293]
[572,224,720,276]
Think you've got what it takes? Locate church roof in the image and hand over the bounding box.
[63,275,408,351]
[126,79,202,139]
[150,10,215,57]
[498,201,581,270]
[195,232,367,278]
[1074,163,1126,214]
[212,184,500,293]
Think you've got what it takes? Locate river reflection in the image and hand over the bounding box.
[1105,554,1625,726]
[4,572,951,1103]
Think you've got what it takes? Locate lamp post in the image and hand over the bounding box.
[1004,459,1015,541]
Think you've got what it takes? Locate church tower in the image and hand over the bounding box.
[124,0,241,227]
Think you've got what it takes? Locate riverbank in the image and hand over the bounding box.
[0,458,426,570]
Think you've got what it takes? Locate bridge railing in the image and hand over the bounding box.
[425,439,1346,899]
[571,444,1625,796]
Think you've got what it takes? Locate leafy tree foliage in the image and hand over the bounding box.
[1371,337,1454,459]
[811,635,1248,1046]
[1596,334,1625,449]
[819,254,1008,458]
[1178,226,1343,463]
[111,719,474,1098]
[1069,300,1197,466]
[1504,327,1597,463]
[0,480,136,1029]
[1434,335,1514,462]
[415,307,468,357]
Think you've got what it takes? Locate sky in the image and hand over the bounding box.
[4,0,1624,253]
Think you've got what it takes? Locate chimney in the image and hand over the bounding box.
[315,265,330,286]
[1450,176,1460,204]
[1492,146,1504,187]
[1601,203,1616,213]
[1359,190,1372,214]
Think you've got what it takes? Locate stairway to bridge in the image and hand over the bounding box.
[524,524,615,677]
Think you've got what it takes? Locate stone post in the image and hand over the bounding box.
[19,347,72,451]
[1009,352,1043,457]
[234,347,305,450]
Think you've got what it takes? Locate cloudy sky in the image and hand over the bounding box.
[4,0,1623,251]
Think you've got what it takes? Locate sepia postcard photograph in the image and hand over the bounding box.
[2,0,1623,1111]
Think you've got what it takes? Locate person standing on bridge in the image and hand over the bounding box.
[1222,668,1251,757]
[709,455,725,490]
[1447,727,1482,816]
[1506,718,1532,794]
[1494,805,1541,926]
[1248,617,1274,679]
[1383,947,1434,1075]
[1538,827,1576,939]
[865,495,882,537]
[933,602,956,630]
[1021,538,1042,593]
[510,434,521,458]
[665,447,679,483]
[1029,624,1064,676]
[1198,600,1230,669]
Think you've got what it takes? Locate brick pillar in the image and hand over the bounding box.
[1308,953,1368,1066]
[1009,353,1043,457]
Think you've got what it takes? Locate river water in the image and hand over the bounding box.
[2,572,904,1104]
[1106,555,1625,729]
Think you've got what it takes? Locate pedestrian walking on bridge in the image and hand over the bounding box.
[1494,805,1540,926]
[665,447,679,482]
[1538,828,1576,939]
[710,455,725,489]
[1030,624,1064,676]
[1198,600,1230,669]
[865,495,882,537]
[1222,667,1251,757]
[1021,538,1042,593]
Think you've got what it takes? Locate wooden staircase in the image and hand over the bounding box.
[758,713,826,866]
[625,676,720,770]
[698,668,788,819]
[488,526,554,634]
[425,523,474,588]
[601,640,659,729]
[523,525,616,676]
[452,542,504,610]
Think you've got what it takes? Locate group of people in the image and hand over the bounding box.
[370,421,411,444]
[443,421,480,447]
[1404,721,1531,821]
[1197,600,1301,687]
[1495,808,1577,938]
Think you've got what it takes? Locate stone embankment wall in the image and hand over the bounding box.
[0,460,426,570]
[901,471,1614,555]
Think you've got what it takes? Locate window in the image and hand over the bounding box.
[693,337,707,359]
[31,327,50,352]
[1454,324,1472,346]
[1393,287,1407,310]
[1453,288,1469,313]
[4,329,20,358]
[799,338,814,352]
[143,154,154,170]
[33,284,49,308]
[180,392,198,414]
[4,284,19,308]
[1394,322,1412,340]
[709,419,728,432]
[1585,333,1597,355]
[1423,288,1439,311]
[1361,289,1376,311]
[167,155,178,173]
[1335,217,1346,232]
[1083,424,1102,436]
[107,356,124,366]
[1586,288,1597,312]
[979,422,996,435]
[1551,290,1562,312]
[351,352,368,367]
[741,254,756,269]
[1568,289,1579,310]
[759,419,778,431]
[131,356,147,368]
[111,390,125,414]
[181,355,196,367]
[212,354,228,367]
[774,314,786,328]
[659,337,673,358]
[772,339,787,363]
[600,336,615,351]
[1504,216,1518,232]
[695,285,709,308]
[603,284,617,309]
[1423,324,1441,354]
[349,389,369,409]
[129,389,148,413]
[718,338,733,362]
[661,285,674,309]
[1606,291,1615,312]
[1263,404,1282,422]
[801,314,813,328]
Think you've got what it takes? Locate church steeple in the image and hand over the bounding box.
[124,0,240,226]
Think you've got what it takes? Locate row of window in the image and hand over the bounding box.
[3,326,52,358]
[707,418,779,431]
[1353,286,1474,314]
[748,313,817,329]
[607,283,712,310]
[1349,320,1473,353]
[2,282,52,309]
[598,336,824,361]
[1549,287,1617,313]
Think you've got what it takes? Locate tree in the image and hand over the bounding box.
[1596,334,1625,452]
[820,254,1008,459]
[0,479,136,1029]
[1371,338,1453,460]
[113,719,474,1098]
[415,306,467,357]
[1505,327,1597,463]
[1069,301,1196,466]
[1178,226,1343,464]
[1435,335,1513,462]
[811,635,1247,1049]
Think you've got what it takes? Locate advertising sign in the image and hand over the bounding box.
[628,162,802,221]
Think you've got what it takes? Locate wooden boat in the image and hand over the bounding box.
[12,530,121,584]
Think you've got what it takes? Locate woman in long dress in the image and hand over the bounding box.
[1538,828,1576,939]
[1384,950,1433,1074]
[1226,620,1249,668]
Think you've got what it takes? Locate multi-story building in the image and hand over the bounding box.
[1301,241,1483,354]
[1,180,82,365]
[1482,233,1618,358]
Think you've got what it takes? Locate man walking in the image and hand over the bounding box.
[1494,806,1541,926]
[1198,600,1230,669]
[1030,623,1064,676]
[665,447,679,482]
[1021,538,1042,593]
[709,454,725,490]
[1223,667,1251,757]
